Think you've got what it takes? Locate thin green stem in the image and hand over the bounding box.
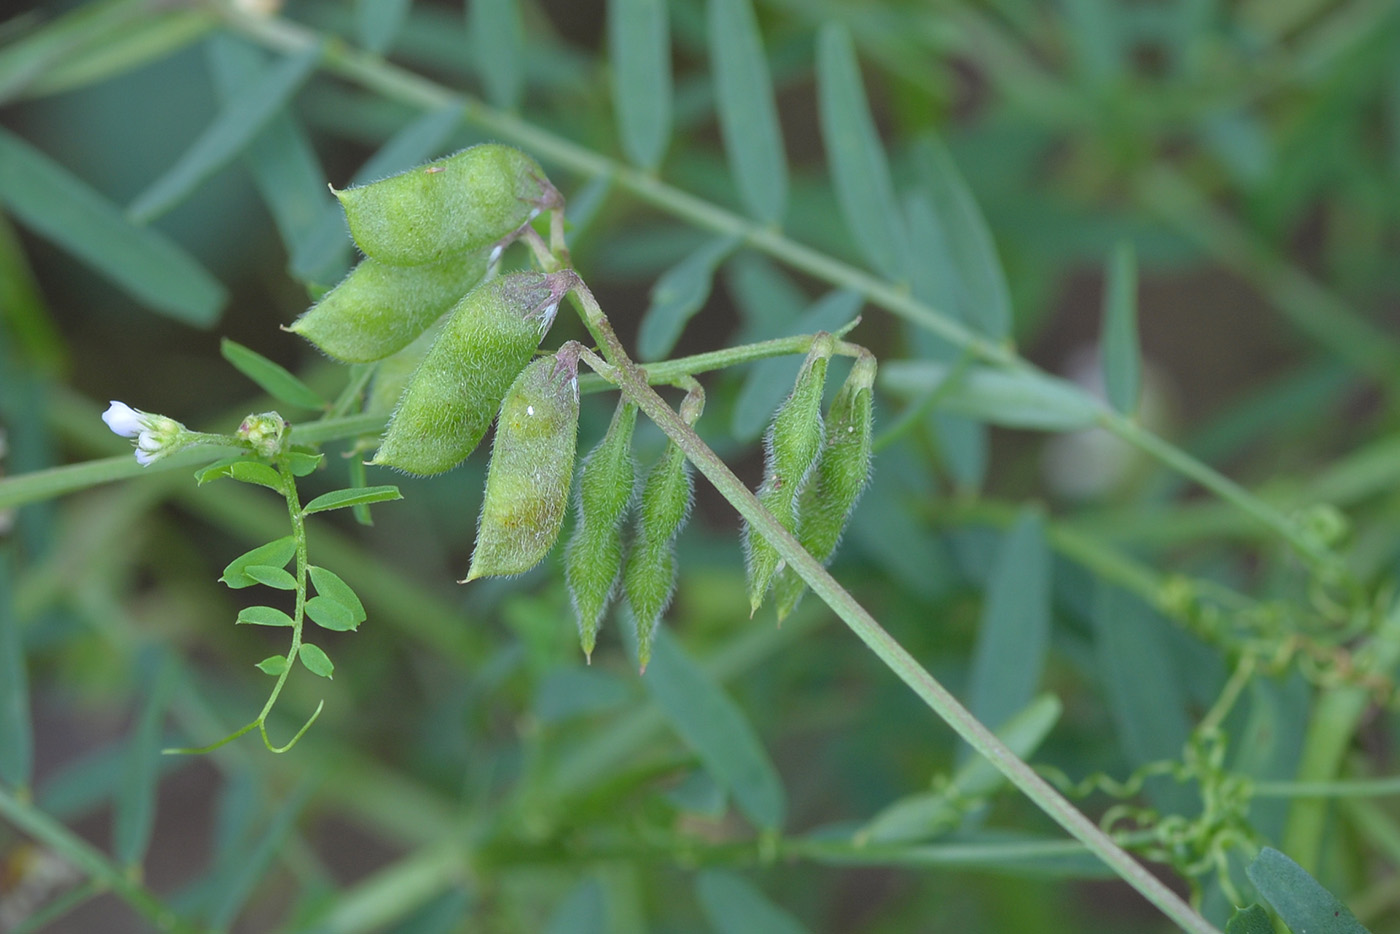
[566,281,1219,933]
[256,455,314,752]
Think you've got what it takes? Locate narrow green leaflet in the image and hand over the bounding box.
[0,553,33,789]
[0,128,226,326]
[347,455,374,526]
[220,537,297,589]
[302,485,403,516]
[1225,905,1274,934]
[309,566,366,625]
[1246,848,1370,934]
[0,214,65,369]
[220,338,326,410]
[637,235,741,360]
[256,655,290,676]
[357,0,414,54]
[912,135,1012,343]
[695,871,811,934]
[284,451,324,477]
[878,361,1101,431]
[306,596,357,632]
[113,653,177,867]
[20,9,215,101]
[642,628,786,829]
[816,24,908,282]
[469,0,524,111]
[128,43,322,222]
[1101,241,1141,415]
[962,510,1050,764]
[299,643,334,679]
[242,565,297,591]
[216,461,283,492]
[708,0,788,224]
[609,0,671,170]
[237,606,295,628]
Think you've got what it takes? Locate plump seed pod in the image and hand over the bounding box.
[288,247,490,363]
[624,386,702,672]
[334,144,561,266]
[744,333,836,615]
[565,400,639,662]
[772,351,876,620]
[371,271,574,475]
[465,346,582,581]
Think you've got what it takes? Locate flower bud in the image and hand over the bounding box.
[744,334,835,614]
[333,144,561,266]
[565,400,638,661]
[237,411,288,460]
[773,351,876,620]
[464,346,582,581]
[370,271,573,475]
[288,247,490,363]
[102,401,191,466]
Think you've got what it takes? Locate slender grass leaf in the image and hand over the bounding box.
[816,24,908,281]
[309,566,366,624]
[1101,241,1141,415]
[1226,905,1274,934]
[0,128,225,325]
[1246,848,1370,934]
[221,338,326,410]
[0,214,65,369]
[1092,584,1193,813]
[302,485,403,516]
[696,871,811,934]
[113,653,177,867]
[962,510,1050,763]
[206,781,315,929]
[289,103,463,287]
[609,0,671,170]
[207,37,327,254]
[469,0,524,111]
[358,0,414,54]
[903,190,967,330]
[545,878,607,934]
[306,596,358,632]
[637,235,741,360]
[237,606,295,628]
[23,9,215,100]
[128,43,321,222]
[0,553,32,789]
[643,627,786,829]
[256,655,290,675]
[243,565,297,591]
[732,289,864,440]
[708,0,788,223]
[299,643,334,678]
[879,361,1101,431]
[911,135,1012,342]
[220,537,296,589]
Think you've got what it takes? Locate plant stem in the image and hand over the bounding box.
[567,281,1220,934]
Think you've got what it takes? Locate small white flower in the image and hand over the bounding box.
[103,401,188,467]
[102,401,145,438]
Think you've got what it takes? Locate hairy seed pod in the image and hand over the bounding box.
[370,271,573,475]
[334,144,561,266]
[465,346,582,581]
[564,401,638,661]
[624,385,702,672]
[288,247,490,363]
[744,333,836,615]
[773,351,876,620]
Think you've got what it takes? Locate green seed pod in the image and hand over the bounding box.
[773,351,876,620]
[370,271,574,475]
[334,144,561,266]
[564,400,638,662]
[744,333,836,615]
[624,385,702,672]
[288,246,490,363]
[366,321,441,415]
[465,346,582,581]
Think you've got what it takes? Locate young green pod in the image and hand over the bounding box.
[564,400,638,662]
[334,144,561,266]
[288,246,490,363]
[624,386,701,672]
[744,333,835,615]
[773,351,876,620]
[370,271,573,475]
[465,346,582,581]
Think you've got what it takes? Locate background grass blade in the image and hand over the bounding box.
[113,652,177,868]
[637,235,740,360]
[358,0,413,55]
[708,0,788,224]
[545,878,608,934]
[220,338,327,410]
[609,0,671,171]
[127,42,321,223]
[816,23,908,281]
[0,128,225,326]
[0,551,33,791]
[1101,241,1141,415]
[469,0,524,111]
[696,870,811,934]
